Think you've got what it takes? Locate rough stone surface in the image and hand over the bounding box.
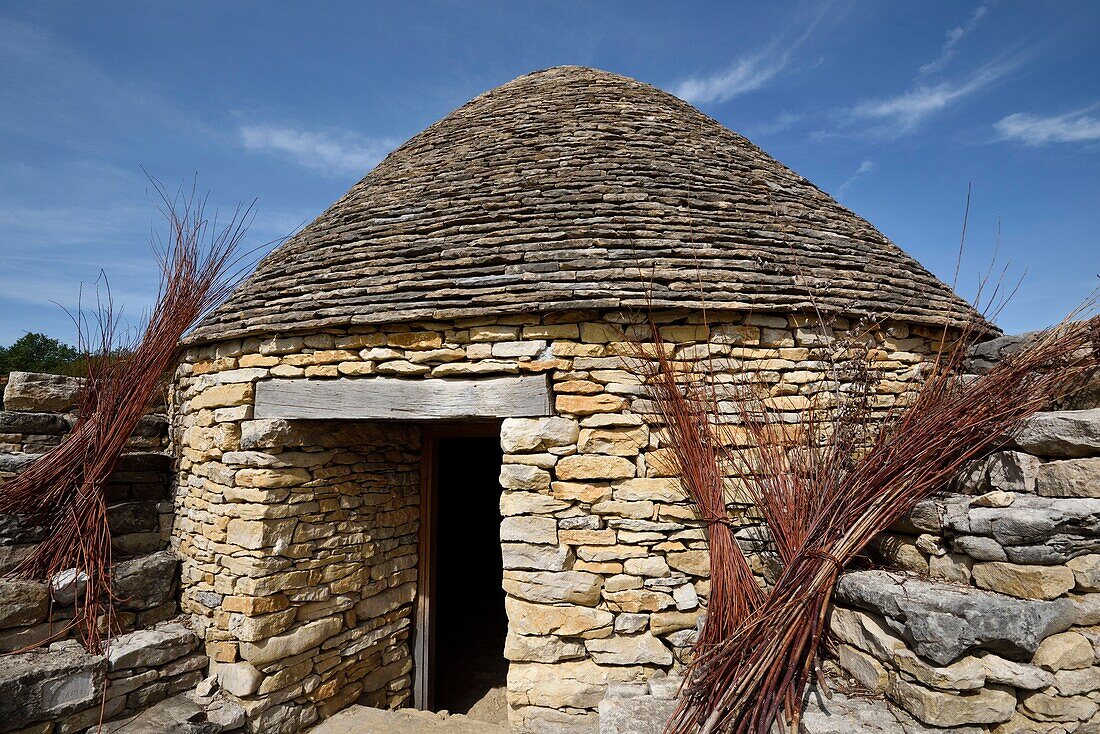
[2,372,83,412]
[835,571,1075,664]
[1010,409,1100,458]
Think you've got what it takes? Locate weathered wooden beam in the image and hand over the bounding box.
[254,375,551,420]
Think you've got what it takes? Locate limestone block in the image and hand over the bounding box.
[603,588,674,613]
[505,598,613,638]
[835,571,1076,665]
[2,372,83,412]
[613,478,684,503]
[238,616,343,666]
[1036,457,1100,498]
[891,679,1015,727]
[555,394,629,416]
[387,331,442,350]
[623,557,670,578]
[112,551,178,610]
[578,426,647,456]
[228,608,297,642]
[614,614,649,634]
[1020,690,1099,723]
[1033,631,1095,671]
[592,500,654,520]
[501,516,559,545]
[507,660,649,709]
[504,633,586,663]
[556,455,635,481]
[226,518,296,550]
[1071,593,1100,625]
[501,543,572,572]
[586,633,672,666]
[672,583,699,611]
[217,660,264,696]
[1052,665,1100,696]
[500,417,579,453]
[502,570,604,605]
[830,607,910,660]
[191,383,253,410]
[499,464,552,492]
[235,467,311,488]
[929,553,974,584]
[500,492,568,516]
[666,550,709,577]
[972,562,1076,600]
[979,653,1055,690]
[431,360,518,376]
[1068,554,1100,592]
[650,610,702,635]
[0,648,103,721]
[1010,409,1100,458]
[552,481,611,504]
[599,696,677,734]
[0,579,48,629]
[106,623,197,670]
[837,643,890,692]
[986,451,1042,493]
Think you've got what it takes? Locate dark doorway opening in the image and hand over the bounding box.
[415,426,508,723]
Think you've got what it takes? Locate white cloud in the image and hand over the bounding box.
[849,63,1010,137]
[919,3,991,76]
[240,124,397,175]
[994,110,1100,146]
[836,159,877,198]
[674,51,791,105]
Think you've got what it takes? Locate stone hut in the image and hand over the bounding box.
[170,66,987,734]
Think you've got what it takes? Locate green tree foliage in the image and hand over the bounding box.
[0,333,81,377]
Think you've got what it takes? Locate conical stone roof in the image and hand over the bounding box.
[188,66,987,344]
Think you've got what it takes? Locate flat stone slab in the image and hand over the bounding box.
[799,688,984,734]
[101,693,217,734]
[307,705,508,734]
[835,571,1075,665]
[0,648,104,725]
[1009,409,1100,458]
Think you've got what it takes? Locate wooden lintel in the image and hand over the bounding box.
[254,375,551,421]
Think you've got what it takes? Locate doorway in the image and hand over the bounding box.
[415,424,508,722]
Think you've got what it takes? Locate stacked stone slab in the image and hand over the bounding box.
[0,619,247,734]
[0,372,208,733]
[169,310,945,733]
[0,372,177,652]
[832,403,1100,732]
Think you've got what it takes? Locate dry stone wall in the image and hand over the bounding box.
[170,308,940,734]
[832,406,1100,731]
[0,373,239,733]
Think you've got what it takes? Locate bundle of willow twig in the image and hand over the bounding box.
[633,307,1100,734]
[0,181,251,653]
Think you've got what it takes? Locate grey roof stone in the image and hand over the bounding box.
[188,66,988,344]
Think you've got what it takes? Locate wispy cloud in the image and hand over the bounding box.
[994,109,1100,146]
[239,124,397,176]
[835,159,877,198]
[674,51,792,105]
[919,3,992,76]
[671,2,842,105]
[847,62,1012,137]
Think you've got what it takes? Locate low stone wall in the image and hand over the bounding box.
[0,372,176,652]
[833,406,1100,732]
[0,618,245,734]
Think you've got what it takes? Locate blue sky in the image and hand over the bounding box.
[1,1,1098,345]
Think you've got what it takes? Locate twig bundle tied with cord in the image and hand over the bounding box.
[0,180,255,654]
[630,298,1100,734]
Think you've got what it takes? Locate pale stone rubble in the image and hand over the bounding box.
[169,310,939,733]
[833,404,1100,733]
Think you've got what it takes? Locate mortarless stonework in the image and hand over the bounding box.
[171,309,943,733]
